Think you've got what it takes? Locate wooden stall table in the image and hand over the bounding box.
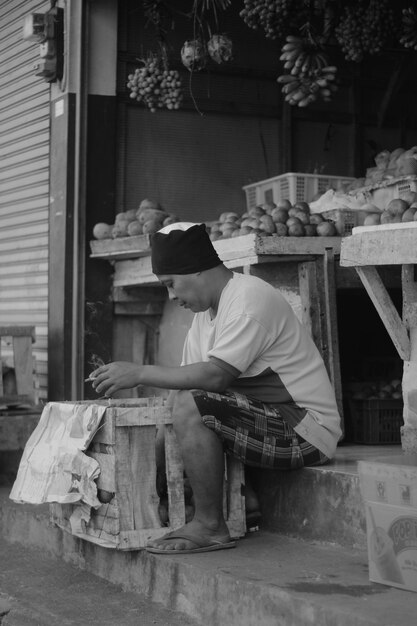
[340,222,417,451]
[91,233,345,420]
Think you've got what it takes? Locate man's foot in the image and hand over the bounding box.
[147,520,234,554]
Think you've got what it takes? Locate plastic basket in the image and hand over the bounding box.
[348,398,403,444]
[349,176,417,210]
[242,172,355,211]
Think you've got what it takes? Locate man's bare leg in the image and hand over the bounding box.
[148,390,231,551]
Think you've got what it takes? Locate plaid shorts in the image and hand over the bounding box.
[191,389,329,470]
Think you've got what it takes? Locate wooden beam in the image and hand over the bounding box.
[340,225,417,266]
[356,266,410,360]
[322,248,343,419]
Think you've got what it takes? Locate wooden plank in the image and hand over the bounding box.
[298,261,323,350]
[402,265,417,329]
[12,335,34,396]
[341,227,417,266]
[89,235,151,260]
[114,301,164,316]
[322,248,344,422]
[257,236,342,256]
[356,266,410,360]
[114,428,135,531]
[164,424,185,530]
[129,424,161,531]
[114,406,172,427]
[401,266,417,441]
[113,257,157,287]
[0,326,35,340]
[224,455,246,539]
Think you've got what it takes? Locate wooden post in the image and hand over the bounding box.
[401,265,417,451]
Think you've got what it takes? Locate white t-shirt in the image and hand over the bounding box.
[181,272,342,458]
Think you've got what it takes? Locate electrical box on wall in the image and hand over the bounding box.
[22,6,64,83]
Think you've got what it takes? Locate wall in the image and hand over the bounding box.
[0,0,51,401]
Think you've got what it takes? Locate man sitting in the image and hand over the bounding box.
[91,223,342,554]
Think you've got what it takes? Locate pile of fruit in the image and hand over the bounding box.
[361,193,417,227]
[206,200,338,241]
[351,379,403,401]
[92,199,180,240]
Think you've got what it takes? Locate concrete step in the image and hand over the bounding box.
[255,443,403,550]
[1,488,417,626]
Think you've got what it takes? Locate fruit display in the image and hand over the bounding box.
[277,35,337,106]
[362,195,417,227]
[92,199,180,240]
[205,200,338,241]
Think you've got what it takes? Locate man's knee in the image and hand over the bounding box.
[172,389,202,431]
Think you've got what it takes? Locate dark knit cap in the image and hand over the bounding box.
[150,223,222,275]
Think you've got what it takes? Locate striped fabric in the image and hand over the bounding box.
[191,389,329,470]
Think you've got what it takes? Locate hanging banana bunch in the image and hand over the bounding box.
[400,6,417,51]
[277,35,338,107]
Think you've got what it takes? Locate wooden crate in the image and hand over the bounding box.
[50,398,246,550]
[0,326,37,407]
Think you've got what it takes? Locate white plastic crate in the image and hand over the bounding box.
[243,172,355,211]
[349,176,417,210]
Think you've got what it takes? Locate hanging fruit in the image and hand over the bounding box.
[334,0,397,63]
[400,6,417,51]
[181,39,208,71]
[127,54,183,112]
[240,0,302,40]
[277,35,338,107]
[207,34,233,64]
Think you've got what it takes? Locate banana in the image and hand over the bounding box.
[320,65,337,73]
[301,56,312,74]
[286,35,303,43]
[285,49,302,62]
[297,97,310,107]
[294,52,307,68]
[284,61,294,70]
[320,88,331,97]
[285,80,301,94]
[277,74,298,83]
[291,89,307,102]
[316,78,328,88]
[282,42,301,52]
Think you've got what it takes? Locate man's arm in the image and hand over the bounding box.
[90,359,238,397]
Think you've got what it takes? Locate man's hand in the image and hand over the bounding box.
[90,361,141,397]
[89,359,239,397]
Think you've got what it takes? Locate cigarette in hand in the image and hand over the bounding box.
[85,376,97,382]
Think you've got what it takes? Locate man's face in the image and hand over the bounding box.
[157,273,209,312]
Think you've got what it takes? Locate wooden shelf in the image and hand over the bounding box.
[90,233,342,287]
[340,223,417,267]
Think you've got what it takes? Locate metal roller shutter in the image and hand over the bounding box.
[0,0,50,401]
